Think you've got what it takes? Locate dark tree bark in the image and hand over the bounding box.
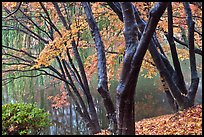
[71,40,101,133]
[116,2,168,135]
[109,2,200,111]
[50,4,102,133]
[166,2,188,95]
[107,2,179,113]
[183,2,199,106]
[116,2,138,135]
[82,2,117,134]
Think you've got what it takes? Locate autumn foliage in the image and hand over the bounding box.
[2,2,202,82]
[2,2,202,135]
[135,104,202,135]
[96,104,202,135]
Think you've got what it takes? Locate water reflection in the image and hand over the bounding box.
[2,60,202,135]
[48,100,89,135]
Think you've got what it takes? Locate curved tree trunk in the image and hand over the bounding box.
[82,2,117,134]
[116,2,168,135]
[108,2,199,112]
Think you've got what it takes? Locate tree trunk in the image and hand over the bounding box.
[108,2,199,111]
[117,2,168,135]
[183,2,199,106]
[82,2,117,134]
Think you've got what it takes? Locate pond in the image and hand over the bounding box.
[2,58,202,135]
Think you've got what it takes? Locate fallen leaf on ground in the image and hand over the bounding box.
[95,104,202,135]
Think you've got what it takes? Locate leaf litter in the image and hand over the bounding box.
[95,104,202,135]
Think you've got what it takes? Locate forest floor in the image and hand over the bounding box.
[96,104,202,135]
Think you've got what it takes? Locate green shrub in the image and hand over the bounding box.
[2,103,51,135]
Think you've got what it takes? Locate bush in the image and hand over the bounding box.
[2,103,51,135]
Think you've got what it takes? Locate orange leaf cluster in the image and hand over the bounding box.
[177,48,189,61]
[31,29,71,69]
[134,2,155,21]
[47,91,69,109]
[141,51,157,79]
[94,129,111,135]
[2,2,17,10]
[84,53,98,81]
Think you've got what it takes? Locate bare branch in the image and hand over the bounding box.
[173,37,202,56]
